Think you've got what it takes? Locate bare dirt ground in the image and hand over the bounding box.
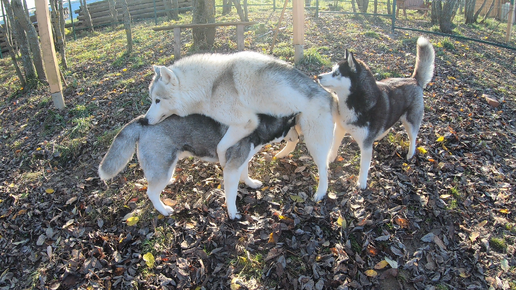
[0,12,515,290]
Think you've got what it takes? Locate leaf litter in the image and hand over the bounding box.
[0,11,515,290]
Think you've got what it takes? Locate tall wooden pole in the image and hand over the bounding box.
[293,0,304,63]
[506,0,514,44]
[36,0,66,109]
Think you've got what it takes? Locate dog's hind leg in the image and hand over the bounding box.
[142,153,178,216]
[240,163,263,189]
[217,117,258,167]
[401,115,422,160]
[239,145,264,189]
[274,126,300,159]
[299,113,334,202]
[146,178,174,216]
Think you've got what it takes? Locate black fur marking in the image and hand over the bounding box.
[247,114,298,147]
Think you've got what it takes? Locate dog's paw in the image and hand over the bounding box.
[356,181,367,190]
[312,191,326,202]
[159,206,174,216]
[245,178,263,189]
[228,211,242,220]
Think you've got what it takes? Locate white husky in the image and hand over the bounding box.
[144,51,339,201]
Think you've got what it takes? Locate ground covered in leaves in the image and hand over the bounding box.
[0,9,515,290]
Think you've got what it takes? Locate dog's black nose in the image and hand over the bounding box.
[140,117,149,126]
[316,75,322,79]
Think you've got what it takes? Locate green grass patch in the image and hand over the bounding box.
[490,237,507,252]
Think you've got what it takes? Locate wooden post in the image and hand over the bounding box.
[237,23,244,50]
[174,27,181,60]
[35,0,65,109]
[506,0,514,44]
[293,0,304,63]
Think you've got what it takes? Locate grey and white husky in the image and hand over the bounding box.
[317,36,435,189]
[144,51,339,202]
[98,114,297,219]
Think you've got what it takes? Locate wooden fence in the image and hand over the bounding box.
[73,0,192,29]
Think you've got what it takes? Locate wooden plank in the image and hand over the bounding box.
[174,27,181,60]
[237,24,244,50]
[152,21,256,31]
[35,0,65,109]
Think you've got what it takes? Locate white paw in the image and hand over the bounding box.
[228,211,242,220]
[357,180,367,190]
[313,191,326,202]
[158,205,174,216]
[168,177,176,185]
[245,178,263,189]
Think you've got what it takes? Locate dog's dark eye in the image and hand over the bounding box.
[155,99,161,104]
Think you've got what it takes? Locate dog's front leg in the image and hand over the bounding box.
[223,167,243,219]
[217,120,257,167]
[357,145,373,190]
[329,123,347,163]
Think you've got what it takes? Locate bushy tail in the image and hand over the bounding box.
[412,36,435,89]
[98,117,144,180]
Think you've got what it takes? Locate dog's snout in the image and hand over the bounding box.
[316,75,322,80]
[140,117,149,126]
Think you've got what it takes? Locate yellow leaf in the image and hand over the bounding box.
[36,147,42,151]
[128,163,138,168]
[127,216,139,226]
[268,232,276,244]
[365,269,378,277]
[230,278,241,290]
[499,209,510,214]
[143,252,155,268]
[337,216,346,228]
[374,260,389,270]
[437,136,445,142]
[417,147,427,154]
[45,188,55,194]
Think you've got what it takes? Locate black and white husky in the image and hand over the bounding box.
[317,36,435,189]
[98,114,297,219]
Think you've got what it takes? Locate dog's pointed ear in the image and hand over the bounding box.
[347,51,357,73]
[159,66,179,86]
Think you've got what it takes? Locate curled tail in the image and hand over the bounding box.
[412,36,435,89]
[98,117,144,180]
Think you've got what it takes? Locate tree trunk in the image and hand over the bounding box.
[464,0,476,24]
[243,0,248,21]
[438,0,459,33]
[232,0,247,21]
[108,0,119,28]
[222,0,232,15]
[472,0,488,22]
[11,0,46,82]
[50,0,68,69]
[481,0,496,23]
[192,0,215,49]
[122,0,132,53]
[80,0,94,31]
[357,0,369,13]
[163,0,174,20]
[172,0,179,19]
[0,24,25,86]
[431,0,439,24]
[2,0,34,83]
